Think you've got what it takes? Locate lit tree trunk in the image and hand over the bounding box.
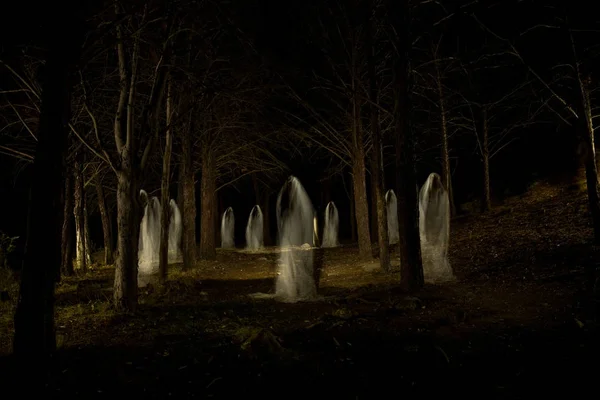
[351,48,371,258]
[83,198,92,266]
[181,110,196,269]
[199,146,217,259]
[252,173,271,245]
[263,194,271,246]
[391,0,423,290]
[367,13,390,271]
[369,160,378,243]
[114,168,138,311]
[349,173,357,242]
[112,4,171,312]
[480,107,492,212]
[159,81,173,283]
[73,152,87,272]
[61,173,74,275]
[577,77,600,242]
[435,58,456,215]
[13,19,81,361]
[95,174,113,265]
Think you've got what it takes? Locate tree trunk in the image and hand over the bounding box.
[369,158,378,243]
[481,108,492,212]
[349,173,357,243]
[159,82,173,283]
[61,173,74,275]
[263,194,271,246]
[391,0,423,291]
[252,173,271,245]
[83,198,92,266]
[114,169,138,312]
[435,59,456,215]
[13,19,81,362]
[578,80,600,242]
[181,112,196,270]
[199,147,217,259]
[73,153,87,272]
[351,73,371,258]
[367,14,390,271]
[95,175,114,265]
[352,154,372,258]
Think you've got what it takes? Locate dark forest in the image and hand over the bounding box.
[0,0,598,397]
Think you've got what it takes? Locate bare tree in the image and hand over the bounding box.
[366,3,390,271]
[13,11,84,361]
[388,0,424,290]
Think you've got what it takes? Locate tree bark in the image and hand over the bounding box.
[61,173,74,275]
[252,173,271,245]
[366,13,390,271]
[159,81,173,283]
[578,79,600,242]
[435,58,456,216]
[95,174,114,265]
[349,173,357,242]
[391,0,424,290]
[351,61,372,257]
[181,111,197,269]
[114,169,138,312]
[199,147,217,259]
[73,152,87,272]
[263,193,271,246]
[480,107,492,212]
[83,197,92,266]
[369,158,378,243]
[352,153,371,258]
[13,17,81,362]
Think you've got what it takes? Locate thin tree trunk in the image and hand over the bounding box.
[73,153,87,272]
[391,0,423,291]
[114,169,138,312]
[13,20,80,362]
[352,154,371,258]
[95,175,113,265]
[481,108,492,212]
[349,173,357,243]
[351,58,371,257]
[199,147,217,259]
[369,158,378,243]
[435,58,456,215]
[578,80,600,242]
[159,81,173,283]
[83,197,92,266]
[263,193,271,246]
[181,111,196,269]
[61,173,74,275]
[367,13,390,271]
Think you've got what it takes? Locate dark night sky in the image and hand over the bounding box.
[0,0,590,245]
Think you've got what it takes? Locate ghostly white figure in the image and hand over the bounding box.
[322,201,339,248]
[385,189,399,245]
[138,190,161,275]
[275,176,317,302]
[168,199,182,263]
[418,173,454,283]
[221,207,235,248]
[245,205,264,250]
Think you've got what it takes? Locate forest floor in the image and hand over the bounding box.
[1,180,599,398]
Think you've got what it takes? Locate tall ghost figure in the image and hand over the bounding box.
[418,173,454,283]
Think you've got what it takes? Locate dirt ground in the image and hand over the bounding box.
[1,180,599,398]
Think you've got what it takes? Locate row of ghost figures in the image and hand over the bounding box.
[273,173,454,302]
[219,201,340,249]
[137,172,452,298]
